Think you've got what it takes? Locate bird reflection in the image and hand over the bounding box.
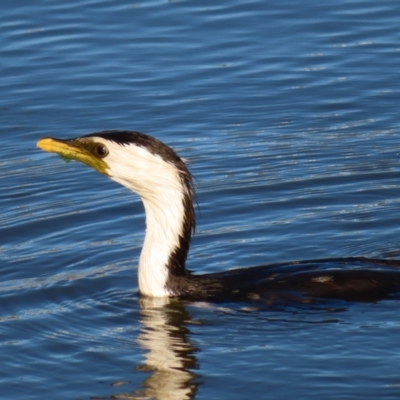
[133,297,200,400]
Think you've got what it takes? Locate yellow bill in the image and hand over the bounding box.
[37,137,109,175]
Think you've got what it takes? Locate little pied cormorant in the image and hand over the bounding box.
[37,130,400,303]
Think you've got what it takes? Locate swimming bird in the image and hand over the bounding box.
[37,130,400,303]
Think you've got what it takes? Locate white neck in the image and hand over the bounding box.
[138,184,186,296]
[95,138,190,297]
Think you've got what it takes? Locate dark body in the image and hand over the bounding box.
[168,257,400,304]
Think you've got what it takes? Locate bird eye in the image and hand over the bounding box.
[95,144,108,158]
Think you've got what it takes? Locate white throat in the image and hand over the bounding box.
[95,138,188,297]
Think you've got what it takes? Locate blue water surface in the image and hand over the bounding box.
[1,0,400,399]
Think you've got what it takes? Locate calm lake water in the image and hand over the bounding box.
[1,1,400,399]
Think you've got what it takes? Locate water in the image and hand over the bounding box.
[1,0,400,398]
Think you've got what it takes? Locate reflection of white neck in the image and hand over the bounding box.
[100,138,189,297]
[137,298,196,400]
